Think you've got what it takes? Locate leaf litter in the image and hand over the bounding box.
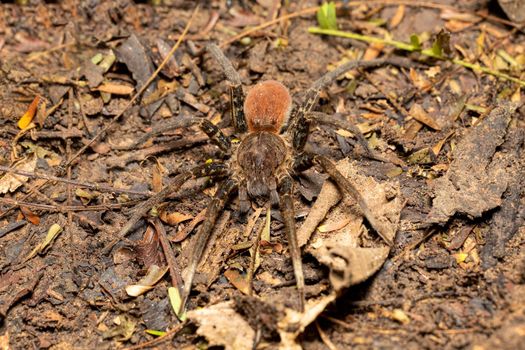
[1,2,525,349]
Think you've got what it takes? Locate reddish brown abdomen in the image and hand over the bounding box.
[243,80,292,133]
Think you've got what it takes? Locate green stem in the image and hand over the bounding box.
[308,27,525,87]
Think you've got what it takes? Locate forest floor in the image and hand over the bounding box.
[0,1,524,349]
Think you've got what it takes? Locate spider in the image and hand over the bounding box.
[115,44,403,312]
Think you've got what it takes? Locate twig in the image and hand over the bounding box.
[0,165,153,197]
[66,89,74,226]
[0,220,27,239]
[0,198,138,212]
[122,322,186,350]
[152,218,183,292]
[220,6,318,48]
[29,128,84,140]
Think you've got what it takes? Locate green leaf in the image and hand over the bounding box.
[25,223,63,261]
[410,34,421,50]
[317,2,337,30]
[431,39,442,57]
[145,329,166,337]
[168,287,187,321]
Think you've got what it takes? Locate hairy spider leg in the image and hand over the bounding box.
[179,178,237,314]
[279,175,305,311]
[207,44,247,133]
[198,118,231,152]
[130,117,231,153]
[108,161,229,253]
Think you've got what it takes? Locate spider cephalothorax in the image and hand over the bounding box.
[117,44,403,313]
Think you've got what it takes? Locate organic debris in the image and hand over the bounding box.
[427,102,517,223]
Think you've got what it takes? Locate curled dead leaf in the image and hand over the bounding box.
[25,223,63,262]
[125,265,168,297]
[95,82,134,95]
[278,294,337,350]
[224,268,250,295]
[18,96,40,129]
[20,206,40,225]
[317,217,351,233]
[0,156,37,194]
[159,210,193,226]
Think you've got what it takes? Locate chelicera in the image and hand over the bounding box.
[117,44,402,312]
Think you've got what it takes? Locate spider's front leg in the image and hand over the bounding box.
[207,44,247,133]
[288,57,409,153]
[179,178,237,314]
[279,175,305,311]
[129,117,231,152]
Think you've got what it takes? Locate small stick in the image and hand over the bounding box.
[0,220,27,239]
[0,165,153,197]
[315,155,393,246]
[0,197,139,212]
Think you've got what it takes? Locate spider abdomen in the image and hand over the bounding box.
[244,80,292,133]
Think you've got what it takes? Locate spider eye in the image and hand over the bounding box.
[243,80,292,133]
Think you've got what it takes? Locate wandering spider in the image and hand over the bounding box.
[116,44,403,313]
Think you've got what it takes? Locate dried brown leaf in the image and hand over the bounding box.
[125,265,168,297]
[18,96,40,129]
[389,5,405,28]
[159,210,192,226]
[20,206,40,225]
[187,301,255,350]
[95,82,134,95]
[224,269,250,295]
[428,103,516,223]
[0,156,37,194]
[302,159,402,291]
[409,103,441,130]
[152,162,163,193]
[278,294,337,350]
[317,217,351,233]
[170,208,206,242]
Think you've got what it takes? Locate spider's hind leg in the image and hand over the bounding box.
[129,117,231,153]
[278,175,305,311]
[107,161,229,253]
[180,178,237,313]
